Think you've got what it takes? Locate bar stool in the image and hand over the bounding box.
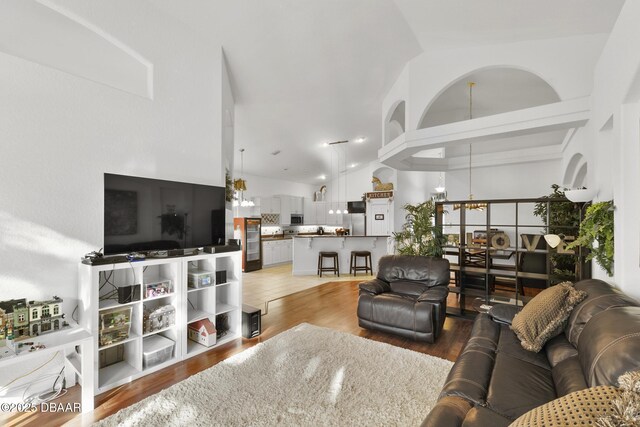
[350,250,372,276]
[317,251,339,277]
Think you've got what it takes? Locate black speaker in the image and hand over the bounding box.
[117,285,141,304]
[242,304,261,339]
[215,270,227,284]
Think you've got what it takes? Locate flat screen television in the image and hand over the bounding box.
[104,173,226,255]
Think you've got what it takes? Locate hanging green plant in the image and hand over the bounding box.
[225,170,234,203]
[393,200,445,258]
[567,200,614,276]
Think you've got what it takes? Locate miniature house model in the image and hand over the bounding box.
[188,319,216,347]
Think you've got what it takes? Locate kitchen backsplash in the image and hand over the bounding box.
[261,213,280,225]
[262,225,340,236]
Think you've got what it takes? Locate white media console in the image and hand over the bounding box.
[78,251,242,395]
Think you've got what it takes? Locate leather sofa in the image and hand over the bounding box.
[357,255,449,343]
[422,279,640,426]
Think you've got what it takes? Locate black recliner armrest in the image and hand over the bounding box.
[417,285,448,303]
[488,304,520,325]
[358,279,390,295]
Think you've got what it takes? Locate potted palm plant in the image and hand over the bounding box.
[393,200,445,257]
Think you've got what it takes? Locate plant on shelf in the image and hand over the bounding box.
[394,200,445,258]
[567,200,614,276]
[533,184,582,283]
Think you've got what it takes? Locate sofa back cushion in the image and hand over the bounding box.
[564,279,639,347]
[578,306,640,387]
[377,255,449,287]
[390,280,428,297]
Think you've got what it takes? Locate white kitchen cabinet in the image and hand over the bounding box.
[304,198,316,224]
[263,239,293,265]
[263,241,274,265]
[260,197,281,214]
[315,202,327,225]
[292,197,304,214]
[285,240,293,261]
[279,196,291,225]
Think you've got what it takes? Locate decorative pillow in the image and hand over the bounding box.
[509,385,621,426]
[509,371,640,427]
[511,282,587,352]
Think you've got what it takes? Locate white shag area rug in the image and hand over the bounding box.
[96,323,453,427]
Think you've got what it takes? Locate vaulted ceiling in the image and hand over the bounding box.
[151,0,625,184]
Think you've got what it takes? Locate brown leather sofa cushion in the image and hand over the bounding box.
[564,279,639,347]
[390,280,428,296]
[377,255,449,287]
[578,306,640,387]
[511,282,586,352]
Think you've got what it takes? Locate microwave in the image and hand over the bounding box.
[291,214,303,224]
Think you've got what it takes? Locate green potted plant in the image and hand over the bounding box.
[567,200,614,276]
[394,200,445,257]
[534,184,581,282]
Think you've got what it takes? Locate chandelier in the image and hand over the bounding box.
[454,82,487,211]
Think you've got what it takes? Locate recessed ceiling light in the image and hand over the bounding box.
[322,142,329,147]
[319,174,326,180]
[350,163,358,168]
[354,137,366,144]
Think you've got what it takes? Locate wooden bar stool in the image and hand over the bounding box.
[350,250,372,276]
[317,251,340,277]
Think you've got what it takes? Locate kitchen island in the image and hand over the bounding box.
[292,235,392,276]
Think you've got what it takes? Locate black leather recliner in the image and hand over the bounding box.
[357,255,450,343]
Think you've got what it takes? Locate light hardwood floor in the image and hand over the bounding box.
[2,268,472,427]
[242,262,375,311]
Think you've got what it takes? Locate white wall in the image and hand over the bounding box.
[446,160,562,201]
[240,173,316,200]
[590,0,640,296]
[0,2,224,316]
[401,34,607,132]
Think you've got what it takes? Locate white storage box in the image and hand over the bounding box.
[188,269,213,288]
[142,335,175,369]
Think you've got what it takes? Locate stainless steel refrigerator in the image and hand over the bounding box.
[349,213,366,236]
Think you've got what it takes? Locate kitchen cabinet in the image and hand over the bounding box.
[262,239,293,266]
[279,196,291,225]
[304,198,316,224]
[260,197,281,214]
[315,202,327,225]
[292,197,304,214]
[263,241,274,265]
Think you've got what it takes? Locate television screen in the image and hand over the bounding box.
[104,173,226,255]
[347,201,366,214]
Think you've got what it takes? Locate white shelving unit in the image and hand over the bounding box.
[79,251,242,394]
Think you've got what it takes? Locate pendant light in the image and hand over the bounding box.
[328,147,334,214]
[234,148,254,208]
[454,82,487,211]
[336,145,343,215]
[343,144,349,214]
[327,140,349,214]
[434,149,446,193]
